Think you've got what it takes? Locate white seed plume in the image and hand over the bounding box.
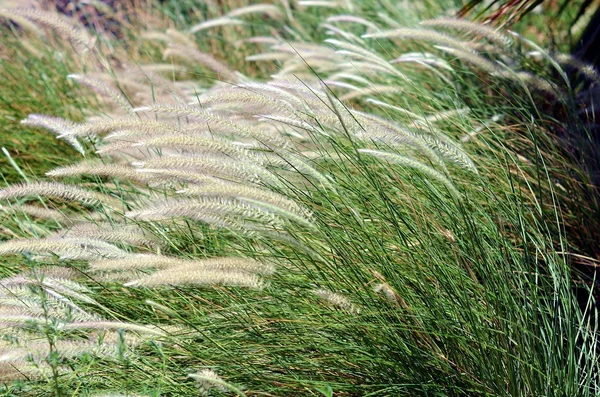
[189,17,244,34]
[357,149,462,199]
[373,283,399,304]
[163,46,240,82]
[227,4,284,20]
[197,87,297,114]
[298,1,342,8]
[62,118,176,139]
[90,254,189,271]
[189,369,228,395]
[245,52,291,62]
[416,133,478,174]
[421,18,513,47]
[423,107,470,123]
[351,113,449,172]
[5,8,94,50]
[46,162,147,182]
[21,114,85,155]
[0,8,44,36]
[135,169,220,186]
[554,53,600,84]
[67,74,133,113]
[92,255,275,276]
[134,135,259,163]
[60,223,160,249]
[325,39,409,81]
[234,82,306,108]
[391,52,453,71]
[433,45,500,74]
[163,257,275,275]
[178,181,308,217]
[0,238,128,260]
[0,204,74,224]
[266,151,338,192]
[338,85,403,101]
[61,321,166,337]
[314,289,358,313]
[133,156,279,186]
[125,268,266,289]
[321,23,363,43]
[0,181,110,207]
[133,104,289,148]
[326,15,381,32]
[363,28,476,54]
[126,197,285,229]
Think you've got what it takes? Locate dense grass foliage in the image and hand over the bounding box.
[0,1,599,396]
[0,33,89,183]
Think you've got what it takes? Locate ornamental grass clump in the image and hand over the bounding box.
[0,1,599,396]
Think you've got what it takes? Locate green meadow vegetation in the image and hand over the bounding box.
[0,0,599,395]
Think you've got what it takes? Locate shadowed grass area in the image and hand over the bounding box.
[0,32,88,183]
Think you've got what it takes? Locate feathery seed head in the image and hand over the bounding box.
[314,289,358,313]
[420,18,513,48]
[5,8,94,51]
[227,4,284,20]
[67,74,133,113]
[357,149,462,199]
[189,17,244,34]
[125,268,266,289]
[0,181,109,207]
[46,162,149,183]
[21,114,85,155]
[189,369,228,395]
[363,28,477,54]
